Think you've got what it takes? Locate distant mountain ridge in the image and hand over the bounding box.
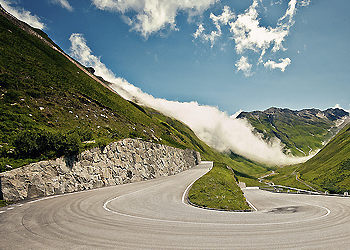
[237,107,350,157]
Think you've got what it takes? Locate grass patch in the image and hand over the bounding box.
[188,162,251,211]
[0,200,11,207]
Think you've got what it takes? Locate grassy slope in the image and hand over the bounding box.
[266,123,350,194]
[188,162,250,211]
[0,11,271,185]
[263,164,313,191]
[298,123,350,193]
[0,13,174,169]
[239,108,339,157]
[226,151,273,186]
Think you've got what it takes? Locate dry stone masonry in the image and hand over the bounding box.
[0,139,201,202]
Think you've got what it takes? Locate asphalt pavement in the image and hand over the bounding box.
[1,161,350,249]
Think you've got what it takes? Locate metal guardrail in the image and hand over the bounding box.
[259,185,349,197]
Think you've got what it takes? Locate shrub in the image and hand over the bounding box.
[14,129,82,159]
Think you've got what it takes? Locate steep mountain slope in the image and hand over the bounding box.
[263,123,350,194]
[0,5,269,182]
[237,107,349,157]
[297,122,350,193]
[0,6,202,170]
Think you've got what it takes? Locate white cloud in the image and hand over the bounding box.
[69,33,312,165]
[235,56,252,77]
[279,0,297,23]
[91,0,217,38]
[194,0,298,75]
[51,0,73,12]
[0,0,45,29]
[299,0,312,7]
[193,5,235,47]
[193,23,205,39]
[230,0,296,55]
[264,58,291,72]
[69,33,117,83]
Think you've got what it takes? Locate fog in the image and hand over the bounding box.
[110,79,313,165]
[70,33,312,166]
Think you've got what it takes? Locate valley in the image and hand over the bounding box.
[260,122,350,194]
[1,0,350,238]
[1,1,350,249]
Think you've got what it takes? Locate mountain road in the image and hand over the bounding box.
[1,161,350,249]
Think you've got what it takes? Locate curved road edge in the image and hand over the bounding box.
[181,161,213,206]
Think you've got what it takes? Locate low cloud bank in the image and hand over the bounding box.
[70,33,312,166]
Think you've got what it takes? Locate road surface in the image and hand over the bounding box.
[1,161,350,249]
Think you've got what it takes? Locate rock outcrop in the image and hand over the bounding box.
[0,139,201,202]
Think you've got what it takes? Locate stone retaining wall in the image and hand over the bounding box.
[0,139,201,202]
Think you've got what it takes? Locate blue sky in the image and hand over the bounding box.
[1,0,349,114]
[2,0,350,164]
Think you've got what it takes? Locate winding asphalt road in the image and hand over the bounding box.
[1,161,350,249]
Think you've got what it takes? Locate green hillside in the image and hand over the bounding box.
[0,10,188,170]
[238,107,349,157]
[297,123,350,193]
[264,123,350,194]
[0,6,270,186]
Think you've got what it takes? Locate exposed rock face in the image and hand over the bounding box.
[0,139,201,202]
